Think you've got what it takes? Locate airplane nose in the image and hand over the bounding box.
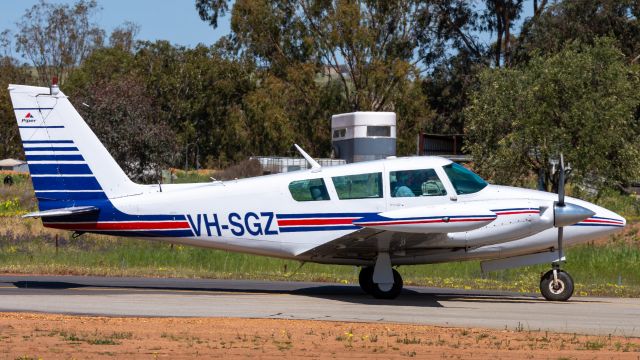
[582,208,626,229]
[554,202,596,227]
[601,212,626,228]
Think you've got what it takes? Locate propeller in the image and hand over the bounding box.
[552,154,594,264]
[557,154,565,207]
[556,154,565,264]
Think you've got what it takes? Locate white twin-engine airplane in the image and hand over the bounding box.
[9,83,626,301]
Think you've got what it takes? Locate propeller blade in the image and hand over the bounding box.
[557,153,566,266]
[557,153,565,206]
[558,153,565,206]
[557,226,564,263]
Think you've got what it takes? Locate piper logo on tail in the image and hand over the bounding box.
[21,112,35,123]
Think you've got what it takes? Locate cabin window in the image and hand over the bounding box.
[443,163,488,195]
[366,126,390,137]
[389,169,447,197]
[332,172,382,200]
[288,178,330,201]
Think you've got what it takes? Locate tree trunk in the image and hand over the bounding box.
[504,2,511,67]
[495,8,503,67]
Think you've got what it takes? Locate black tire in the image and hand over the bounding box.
[358,266,374,294]
[371,268,403,299]
[540,269,574,301]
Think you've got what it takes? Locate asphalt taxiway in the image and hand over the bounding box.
[0,275,637,336]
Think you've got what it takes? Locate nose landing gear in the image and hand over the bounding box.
[540,265,574,301]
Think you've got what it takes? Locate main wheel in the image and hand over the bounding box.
[540,269,574,301]
[358,266,375,294]
[371,268,403,299]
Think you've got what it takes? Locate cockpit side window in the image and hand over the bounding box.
[443,163,488,195]
[332,172,382,200]
[288,178,330,201]
[389,169,447,197]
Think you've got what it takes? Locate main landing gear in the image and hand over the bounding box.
[359,266,403,299]
[539,264,574,301]
[358,253,403,299]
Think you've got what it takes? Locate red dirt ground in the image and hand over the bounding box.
[1,312,639,359]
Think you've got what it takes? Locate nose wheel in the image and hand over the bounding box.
[358,266,403,299]
[540,266,574,301]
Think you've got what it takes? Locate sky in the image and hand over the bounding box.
[0,0,231,48]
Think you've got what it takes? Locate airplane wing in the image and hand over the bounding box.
[299,203,497,262]
[299,226,451,262]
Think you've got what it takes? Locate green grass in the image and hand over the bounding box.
[170,169,216,184]
[0,173,36,216]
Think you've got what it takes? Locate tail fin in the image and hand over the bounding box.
[8,84,141,211]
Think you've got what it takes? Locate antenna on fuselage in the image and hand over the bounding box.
[294,144,321,172]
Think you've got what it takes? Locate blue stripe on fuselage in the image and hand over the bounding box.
[83,229,195,238]
[276,212,375,219]
[279,225,362,232]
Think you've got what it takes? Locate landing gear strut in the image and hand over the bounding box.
[539,264,574,301]
[358,266,403,299]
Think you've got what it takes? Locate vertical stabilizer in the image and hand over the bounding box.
[8,84,141,210]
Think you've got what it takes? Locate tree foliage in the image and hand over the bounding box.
[13,0,104,85]
[465,38,640,191]
[73,74,178,182]
[0,57,31,159]
[197,0,491,152]
[516,0,640,63]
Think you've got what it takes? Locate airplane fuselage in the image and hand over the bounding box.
[43,157,625,266]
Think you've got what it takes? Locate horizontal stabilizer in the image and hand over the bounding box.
[353,204,496,234]
[22,206,99,219]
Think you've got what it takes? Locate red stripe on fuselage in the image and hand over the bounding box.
[582,219,623,225]
[44,221,190,231]
[277,218,359,226]
[356,217,495,227]
[495,210,539,215]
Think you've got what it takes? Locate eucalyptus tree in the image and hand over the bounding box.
[465,38,640,192]
[13,0,105,85]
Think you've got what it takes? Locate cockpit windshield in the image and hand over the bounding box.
[443,163,488,195]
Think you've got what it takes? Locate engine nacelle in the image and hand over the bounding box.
[428,200,554,248]
[353,204,497,234]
